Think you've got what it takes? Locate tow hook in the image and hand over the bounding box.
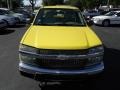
[39,82,47,87]
[34,72,47,87]
[39,82,61,87]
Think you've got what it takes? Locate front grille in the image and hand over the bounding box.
[22,49,89,70]
[38,49,88,55]
[30,58,88,70]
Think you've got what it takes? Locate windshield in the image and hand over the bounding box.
[34,9,86,26]
[105,11,117,16]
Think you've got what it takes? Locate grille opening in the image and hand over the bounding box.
[38,49,88,55]
[23,49,89,70]
[29,58,88,70]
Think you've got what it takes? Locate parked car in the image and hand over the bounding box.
[0,19,7,29]
[14,9,31,18]
[98,9,109,15]
[0,8,27,24]
[0,14,16,26]
[83,10,101,20]
[14,9,32,23]
[19,5,104,85]
[92,11,120,26]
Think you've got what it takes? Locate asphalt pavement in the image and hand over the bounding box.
[0,24,120,90]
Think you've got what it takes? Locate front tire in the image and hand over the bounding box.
[102,20,110,27]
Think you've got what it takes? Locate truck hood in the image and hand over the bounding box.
[21,26,102,50]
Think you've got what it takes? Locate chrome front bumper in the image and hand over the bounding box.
[19,61,104,75]
[19,50,104,81]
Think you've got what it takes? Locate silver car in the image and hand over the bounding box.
[0,19,7,29]
[0,15,16,26]
[0,8,27,24]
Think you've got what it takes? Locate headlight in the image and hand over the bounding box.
[89,46,104,54]
[19,54,36,63]
[19,44,39,54]
[87,16,90,19]
[87,56,103,66]
[87,46,104,66]
[19,44,38,63]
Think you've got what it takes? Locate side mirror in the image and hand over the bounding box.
[87,20,93,26]
[30,23,33,25]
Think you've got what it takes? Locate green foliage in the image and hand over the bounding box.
[65,0,101,10]
[0,0,21,9]
[1,0,120,10]
[65,0,120,9]
[43,0,64,6]
[109,0,120,7]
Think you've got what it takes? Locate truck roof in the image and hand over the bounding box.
[42,5,79,10]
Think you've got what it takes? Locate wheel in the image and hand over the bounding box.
[102,20,110,27]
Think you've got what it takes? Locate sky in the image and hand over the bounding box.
[23,0,42,6]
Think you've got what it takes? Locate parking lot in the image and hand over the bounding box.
[0,24,120,90]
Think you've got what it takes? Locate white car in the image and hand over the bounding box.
[0,19,7,29]
[92,11,120,26]
[0,8,27,23]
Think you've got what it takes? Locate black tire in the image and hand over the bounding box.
[102,20,110,27]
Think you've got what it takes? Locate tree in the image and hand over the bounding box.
[29,0,37,11]
[64,0,86,10]
[0,0,21,9]
[0,0,7,8]
[110,0,120,7]
[43,0,64,6]
[12,0,21,9]
[65,0,102,10]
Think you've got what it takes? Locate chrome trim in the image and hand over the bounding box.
[19,50,104,60]
[19,62,104,75]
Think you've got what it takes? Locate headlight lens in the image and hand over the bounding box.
[87,46,104,66]
[87,16,90,19]
[19,44,39,54]
[89,46,104,54]
[19,44,38,63]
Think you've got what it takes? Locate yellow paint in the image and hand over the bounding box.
[21,26,102,50]
[42,5,79,10]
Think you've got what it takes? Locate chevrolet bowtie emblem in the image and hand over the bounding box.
[56,55,70,60]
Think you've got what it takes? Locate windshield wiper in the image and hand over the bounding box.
[35,23,85,26]
[65,22,85,26]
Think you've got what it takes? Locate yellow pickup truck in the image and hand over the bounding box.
[19,5,104,82]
